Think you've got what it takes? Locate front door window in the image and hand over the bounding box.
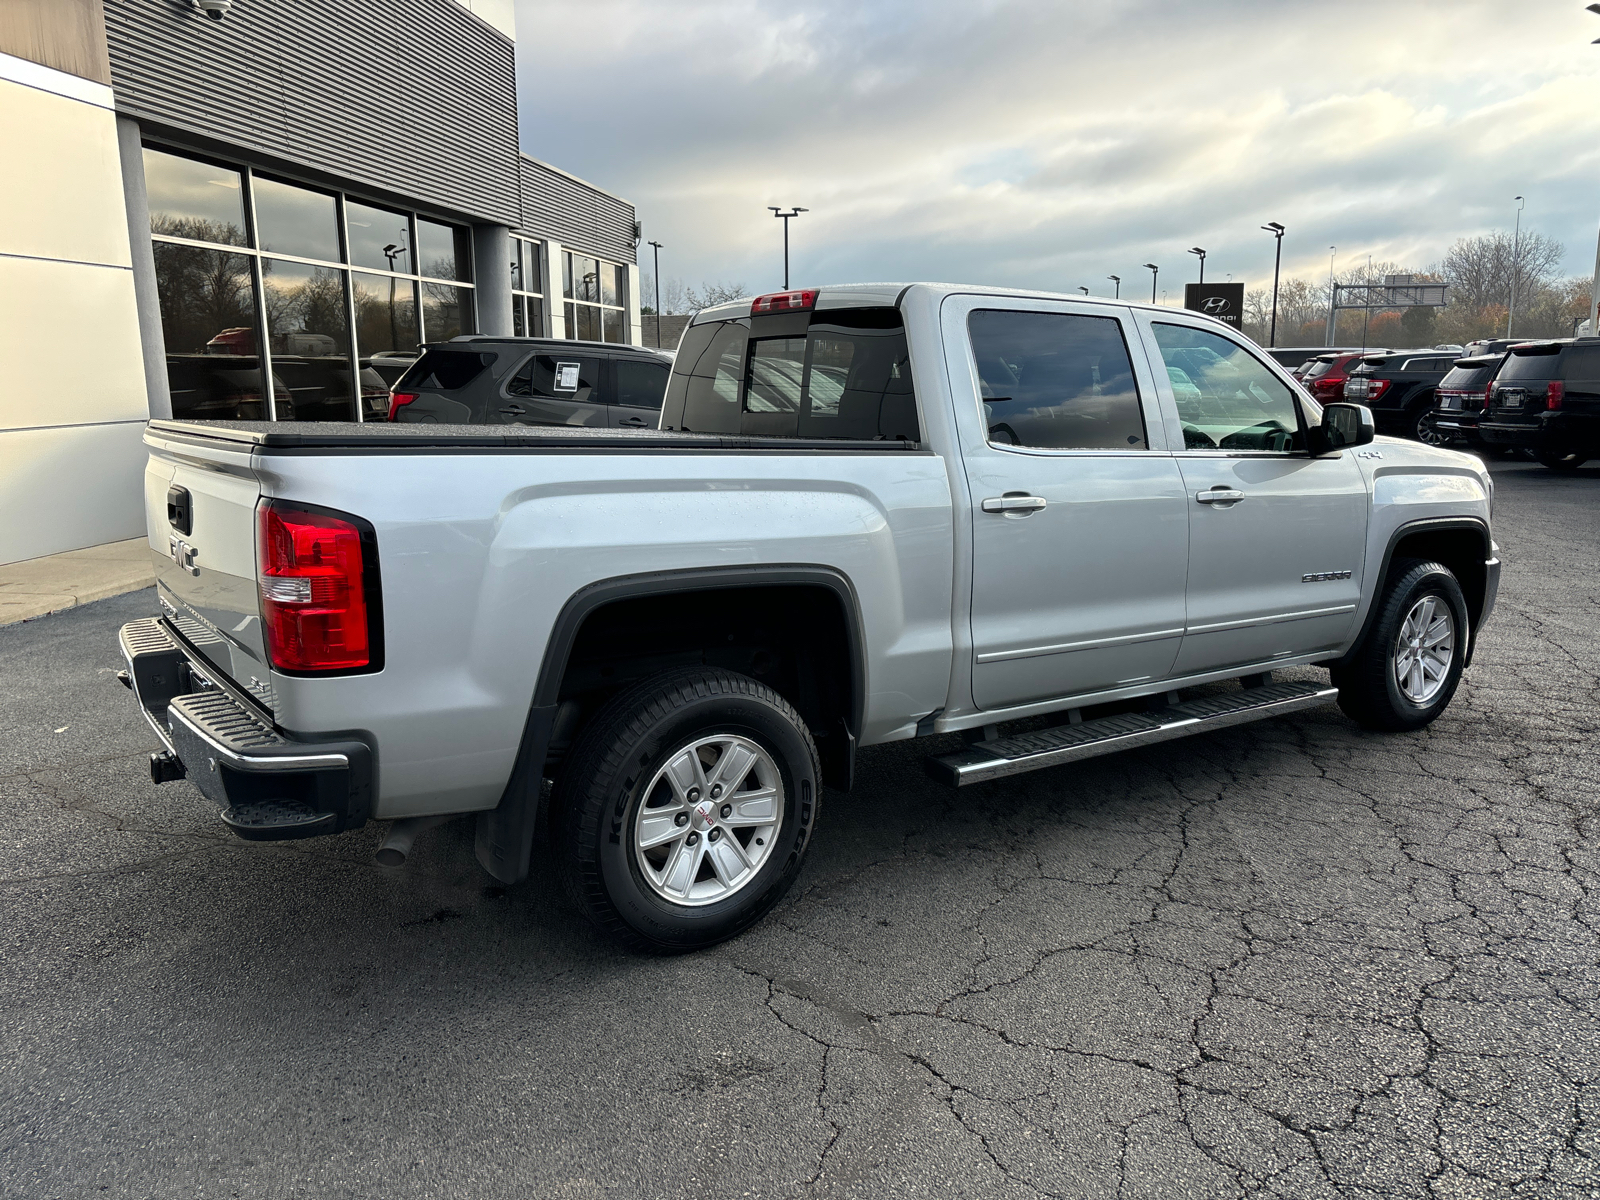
[1149,323,1302,452]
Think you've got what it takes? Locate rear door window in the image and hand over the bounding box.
[396,348,496,392]
[614,358,670,409]
[967,309,1146,450]
[507,354,601,403]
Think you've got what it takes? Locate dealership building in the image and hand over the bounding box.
[0,0,641,564]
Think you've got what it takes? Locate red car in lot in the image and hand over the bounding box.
[1300,350,1391,402]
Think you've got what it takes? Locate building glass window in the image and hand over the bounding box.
[143,144,475,422]
[561,250,628,343]
[511,237,545,337]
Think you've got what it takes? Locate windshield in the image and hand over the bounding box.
[1438,365,1491,390]
[1498,350,1561,383]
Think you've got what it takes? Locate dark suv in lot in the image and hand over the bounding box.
[388,338,673,427]
[1342,351,1458,442]
[1426,353,1506,453]
[1480,338,1600,470]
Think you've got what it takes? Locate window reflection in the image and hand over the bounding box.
[262,259,355,421]
[422,282,471,341]
[353,271,419,355]
[417,218,468,282]
[253,176,341,263]
[144,148,247,246]
[345,201,412,274]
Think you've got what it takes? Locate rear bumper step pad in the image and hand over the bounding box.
[928,681,1339,787]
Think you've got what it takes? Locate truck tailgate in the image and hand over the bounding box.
[144,428,276,711]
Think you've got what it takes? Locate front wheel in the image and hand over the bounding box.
[1331,559,1468,732]
[552,668,820,953]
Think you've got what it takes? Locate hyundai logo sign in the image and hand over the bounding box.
[1185,283,1244,328]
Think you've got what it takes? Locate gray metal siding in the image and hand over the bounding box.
[520,157,636,264]
[104,0,520,226]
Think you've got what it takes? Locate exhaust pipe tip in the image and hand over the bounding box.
[374,814,453,867]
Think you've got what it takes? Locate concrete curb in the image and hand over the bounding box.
[0,538,155,627]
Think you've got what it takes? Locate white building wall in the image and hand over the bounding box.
[0,51,149,564]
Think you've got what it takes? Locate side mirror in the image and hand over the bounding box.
[1309,402,1375,455]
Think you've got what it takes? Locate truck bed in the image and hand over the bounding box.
[147,419,928,454]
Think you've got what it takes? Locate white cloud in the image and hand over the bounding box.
[516,0,1600,297]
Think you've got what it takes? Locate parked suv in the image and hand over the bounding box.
[1301,349,1391,401]
[1426,353,1507,453]
[1343,351,1458,442]
[1480,338,1600,470]
[388,338,674,427]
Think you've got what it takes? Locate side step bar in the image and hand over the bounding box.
[927,681,1340,787]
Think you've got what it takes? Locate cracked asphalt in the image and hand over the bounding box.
[3,458,1598,1199]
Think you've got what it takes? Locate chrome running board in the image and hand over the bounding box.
[927,681,1340,787]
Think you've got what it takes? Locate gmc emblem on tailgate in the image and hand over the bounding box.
[167,535,200,576]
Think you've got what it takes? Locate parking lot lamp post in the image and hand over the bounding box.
[1108,274,1120,298]
[1143,263,1159,303]
[1508,196,1524,337]
[1188,247,1207,284]
[647,240,664,348]
[1325,246,1337,346]
[382,243,401,350]
[767,207,808,289]
[1261,222,1285,346]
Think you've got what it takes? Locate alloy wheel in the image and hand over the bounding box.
[1393,595,1455,704]
[633,734,784,907]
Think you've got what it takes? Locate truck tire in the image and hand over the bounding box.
[1536,449,1587,472]
[552,667,820,953]
[1331,559,1468,732]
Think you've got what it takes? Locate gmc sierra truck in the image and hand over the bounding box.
[120,283,1500,952]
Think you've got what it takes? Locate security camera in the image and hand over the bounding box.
[194,0,232,20]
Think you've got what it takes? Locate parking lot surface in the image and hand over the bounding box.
[3,459,1598,1199]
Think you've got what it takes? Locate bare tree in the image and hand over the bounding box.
[686,281,748,309]
[1438,230,1564,310]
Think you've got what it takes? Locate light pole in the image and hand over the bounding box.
[1188,247,1207,284]
[1261,222,1284,347]
[1325,246,1337,346]
[647,240,664,348]
[767,206,808,289]
[382,242,400,350]
[1143,263,1159,304]
[1507,195,1524,337]
[1107,274,1120,298]
[1078,286,1090,295]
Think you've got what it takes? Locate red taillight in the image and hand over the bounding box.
[258,501,372,672]
[1367,379,1391,400]
[387,391,419,421]
[1547,380,1565,410]
[750,289,817,315]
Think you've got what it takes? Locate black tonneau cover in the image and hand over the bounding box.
[145,420,927,453]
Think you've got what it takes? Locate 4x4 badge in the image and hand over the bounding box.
[1357,450,1383,459]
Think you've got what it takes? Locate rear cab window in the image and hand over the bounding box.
[661,303,920,441]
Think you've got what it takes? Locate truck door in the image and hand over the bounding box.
[946,296,1190,710]
[1134,316,1368,676]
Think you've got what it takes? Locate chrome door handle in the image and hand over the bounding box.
[1195,488,1246,504]
[981,494,1047,513]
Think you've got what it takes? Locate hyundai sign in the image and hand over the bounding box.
[1184,282,1244,330]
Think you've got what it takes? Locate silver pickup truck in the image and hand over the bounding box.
[120,283,1499,951]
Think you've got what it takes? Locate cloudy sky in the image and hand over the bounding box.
[515,0,1600,301]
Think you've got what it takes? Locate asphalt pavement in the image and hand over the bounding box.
[3,458,1598,1199]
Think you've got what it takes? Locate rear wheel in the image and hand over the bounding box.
[552,667,820,953]
[1331,559,1468,732]
[1536,449,1588,471]
[1413,406,1447,446]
